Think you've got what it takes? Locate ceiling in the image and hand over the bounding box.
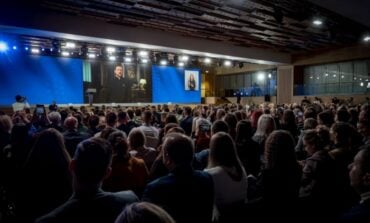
[0,0,369,64]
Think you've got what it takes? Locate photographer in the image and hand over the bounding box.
[12,95,30,113]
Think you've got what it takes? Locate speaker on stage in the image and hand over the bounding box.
[264,94,270,102]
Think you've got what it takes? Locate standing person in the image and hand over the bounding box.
[187,73,196,91]
[12,94,30,112]
[108,64,132,103]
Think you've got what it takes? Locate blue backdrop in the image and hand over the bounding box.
[0,53,83,105]
[152,65,201,103]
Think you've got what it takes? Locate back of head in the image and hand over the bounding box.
[115,202,175,223]
[211,120,229,135]
[236,120,253,142]
[26,128,70,170]
[336,107,350,123]
[128,127,146,148]
[143,110,152,123]
[73,138,112,184]
[0,115,13,133]
[303,118,318,130]
[64,116,78,130]
[264,130,297,170]
[48,111,62,125]
[163,132,193,166]
[208,132,240,170]
[255,114,276,136]
[106,112,117,127]
[331,122,353,145]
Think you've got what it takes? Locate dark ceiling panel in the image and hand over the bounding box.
[4,0,367,54]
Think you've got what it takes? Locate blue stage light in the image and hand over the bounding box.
[0,42,9,52]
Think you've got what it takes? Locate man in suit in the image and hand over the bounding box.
[36,138,138,223]
[339,145,370,223]
[108,64,132,103]
[142,133,214,223]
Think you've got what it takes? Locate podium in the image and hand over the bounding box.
[86,88,96,106]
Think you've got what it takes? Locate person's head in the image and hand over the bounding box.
[142,110,153,124]
[208,132,243,179]
[115,202,175,223]
[128,127,146,149]
[303,118,318,130]
[25,128,71,172]
[15,94,26,103]
[264,130,297,170]
[349,146,370,194]
[255,114,276,136]
[331,122,353,145]
[114,65,124,77]
[64,116,78,130]
[106,112,117,127]
[48,111,62,126]
[303,130,323,155]
[162,132,193,170]
[0,115,13,134]
[71,137,112,185]
[211,120,229,135]
[235,120,254,142]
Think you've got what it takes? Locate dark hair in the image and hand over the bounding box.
[163,133,194,165]
[74,138,112,184]
[208,132,244,181]
[235,120,254,143]
[264,130,297,170]
[88,115,100,128]
[211,120,229,135]
[128,128,146,148]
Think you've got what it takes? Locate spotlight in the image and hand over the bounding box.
[0,42,9,52]
[313,19,323,26]
[61,51,70,56]
[12,46,17,50]
[204,58,211,64]
[87,53,96,59]
[138,50,149,57]
[160,59,167,66]
[364,36,370,42]
[124,57,132,63]
[268,73,272,78]
[25,47,29,51]
[257,72,265,81]
[106,47,116,53]
[141,58,149,64]
[31,48,40,54]
[179,55,189,62]
[109,56,116,61]
[224,60,232,66]
[178,62,185,67]
[66,42,76,48]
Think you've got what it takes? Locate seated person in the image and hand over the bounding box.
[36,137,139,223]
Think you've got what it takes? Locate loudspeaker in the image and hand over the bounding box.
[264,94,270,102]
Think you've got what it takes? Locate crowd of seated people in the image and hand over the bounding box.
[1,99,370,222]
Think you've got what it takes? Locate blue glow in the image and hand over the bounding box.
[13,46,17,50]
[25,47,29,50]
[152,65,201,103]
[0,42,8,52]
[0,54,83,105]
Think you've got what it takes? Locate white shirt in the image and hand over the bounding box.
[12,101,30,112]
[205,166,248,207]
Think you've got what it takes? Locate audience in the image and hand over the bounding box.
[142,133,214,223]
[36,137,138,223]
